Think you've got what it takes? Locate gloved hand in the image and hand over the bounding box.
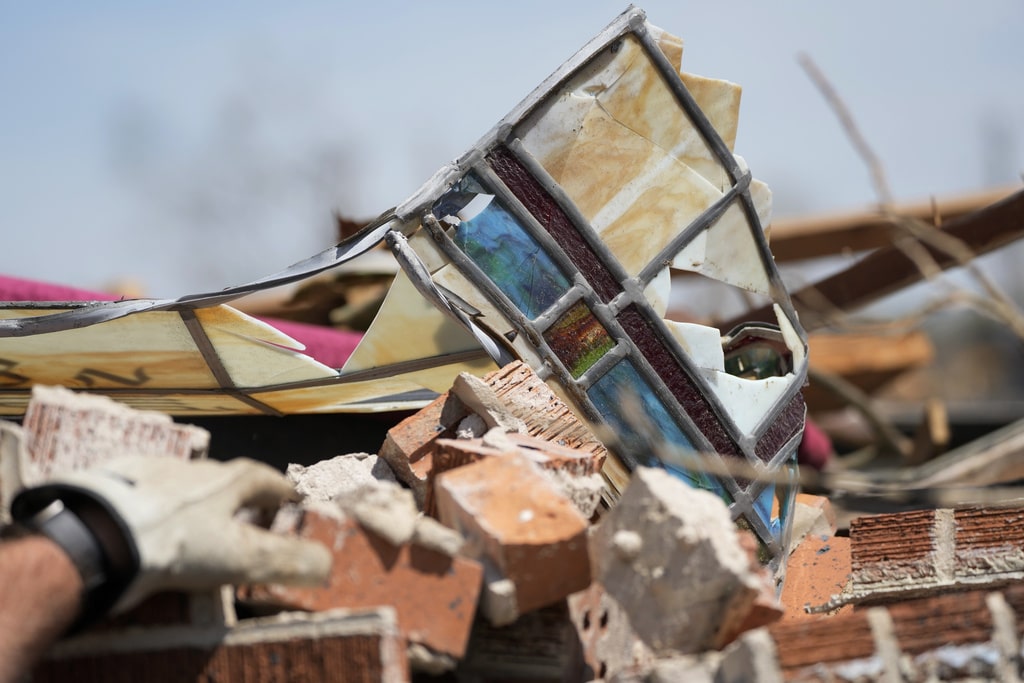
[11,456,331,624]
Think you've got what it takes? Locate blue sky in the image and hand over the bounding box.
[2,1,1023,297]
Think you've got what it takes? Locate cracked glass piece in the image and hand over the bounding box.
[543,301,614,379]
[433,175,571,320]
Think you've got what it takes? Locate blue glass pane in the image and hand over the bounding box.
[587,360,732,497]
[437,176,570,320]
[752,485,780,541]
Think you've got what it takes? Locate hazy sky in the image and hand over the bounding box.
[3,1,1023,297]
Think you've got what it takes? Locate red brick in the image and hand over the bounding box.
[37,608,408,682]
[845,506,1024,604]
[21,385,208,485]
[377,392,468,507]
[483,362,606,460]
[434,452,590,617]
[240,510,482,659]
[779,533,852,622]
[769,610,875,673]
[436,432,604,477]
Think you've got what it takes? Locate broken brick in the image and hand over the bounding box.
[20,384,208,486]
[770,585,1024,681]
[377,392,468,508]
[240,510,482,660]
[779,533,852,622]
[482,362,607,460]
[567,581,654,681]
[36,608,409,683]
[287,453,398,504]
[846,505,1024,604]
[428,431,606,519]
[434,452,591,621]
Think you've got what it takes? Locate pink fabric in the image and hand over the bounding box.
[797,416,833,470]
[0,275,362,369]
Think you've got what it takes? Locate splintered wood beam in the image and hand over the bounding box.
[723,187,1024,332]
[767,186,1019,262]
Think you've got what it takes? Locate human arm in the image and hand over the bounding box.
[3,456,331,676]
[0,535,82,683]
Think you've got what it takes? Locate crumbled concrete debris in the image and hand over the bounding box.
[479,574,519,628]
[590,467,781,655]
[451,372,528,435]
[716,628,782,683]
[455,413,488,439]
[646,653,720,683]
[286,452,397,503]
[406,642,457,676]
[339,480,419,548]
[787,493,837,554]
[410,515,464,557]
[0,421,24,523]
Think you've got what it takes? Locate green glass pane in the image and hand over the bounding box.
[544,301,615,379]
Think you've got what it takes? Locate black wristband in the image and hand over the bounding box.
[22,501,108,593]
[11,485,140,632]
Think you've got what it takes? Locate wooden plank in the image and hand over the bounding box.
[768,186,1019,262]
[723,187,1024,331]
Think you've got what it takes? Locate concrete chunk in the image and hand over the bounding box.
[590,467,781,655]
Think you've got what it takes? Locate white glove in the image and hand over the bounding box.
[11,456,331,620]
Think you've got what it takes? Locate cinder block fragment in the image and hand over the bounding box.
[715,628,782,683]
[567,582,654,681]
[37,608,409,683]
[240,510,482,660]
[21,384,208,485]
[434,452,591,621]
[590,467,781,655]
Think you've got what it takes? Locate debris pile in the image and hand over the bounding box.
[7,365,783,681]
[19,363,1024,682]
